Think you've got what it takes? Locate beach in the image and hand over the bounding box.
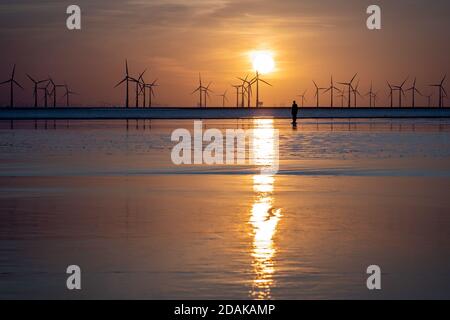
[1,118,450,299]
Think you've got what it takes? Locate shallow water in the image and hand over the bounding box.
[0,118,450,299]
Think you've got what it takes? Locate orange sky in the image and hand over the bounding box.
[0,0,449,107]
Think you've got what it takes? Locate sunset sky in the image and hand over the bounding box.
[0,0,449,107]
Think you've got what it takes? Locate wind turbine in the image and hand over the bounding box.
[406,78,422,108]
[365,82,375,108]
[297,89,307,107]
[37,81,51,108]
[372,91,380,108]
[312,80,326,108]
[0,64,23,108]
[392,77,408,108]
[424,93,433,108]
[191,73,205,107]
[238,75,253,108]
[114,60,133,108]
[231,84,241,108]
[137,71,151,108]
[26,74,49,107]
[218,90,228,108]
[253,72,271,108]
[351,80,363,107]
[203,82,213,108]
[48,77,66,107]
[338,73,357,108]
[430,75,447,108]
[337,90,346,107]
[63,83,77,107]
[387,82,395,108]
[130,69,145,108]
[145,79,158,108]
[444,91,449,107]
[323,76,341,107]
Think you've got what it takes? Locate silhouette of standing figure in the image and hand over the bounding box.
[291,100,298,126]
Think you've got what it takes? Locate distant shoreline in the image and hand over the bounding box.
[1,107,450,120]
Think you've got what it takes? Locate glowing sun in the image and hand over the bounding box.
[251,51,275,74]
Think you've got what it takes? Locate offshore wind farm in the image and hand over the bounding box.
[0,59,449,120]
[1,0,450,302]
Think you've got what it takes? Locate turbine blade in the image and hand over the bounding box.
[259,79,272,86]
[139,69,147,80]
[13,80,24,89]
[400,76,409,88]
[26,74,36,83]
[114,78,127,88]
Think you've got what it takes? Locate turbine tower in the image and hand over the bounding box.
[37,81,51,108]
[48,77,65,108]
[424,93,433,108]
[191,73,204,107]
[406,78,422,108]
[430,75,447,108]
[231,84,241,108]
[145,79,158,108]
[238,75,254,108]
[337,90,346,107]
[218,90,228,108]
[130,69,145,108]
[323,76,341,107]
[338,73,357,108]
[372,91,379,108]
[253,72,271,108]
[114,60,133,108]
[63,83,77,107]
[392,77,408,108]
[26,74,49,108]
[297,89,307,107]
[351,80,363,107]
[203,82,213,108]
[312,80,326,108]
[365,82,375,108]
[387,82,394,108]
[0,64,23,108]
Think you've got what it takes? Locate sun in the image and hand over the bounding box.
[251,51,275,74]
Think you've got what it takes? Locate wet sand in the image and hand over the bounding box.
[1,119,450,299]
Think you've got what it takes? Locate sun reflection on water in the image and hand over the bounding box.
[249,119,282,300]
